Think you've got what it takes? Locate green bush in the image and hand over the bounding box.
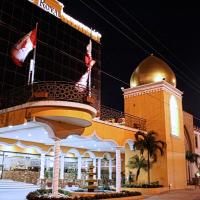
[123,183,163,188]
[26,189,71,200]
[27,190,141,200]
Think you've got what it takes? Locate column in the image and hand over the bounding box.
[97,158,101,180]
[77,156,82,179]
[109,158,112,180]
[93,158,96,179]
[52,139,61,197]
[40,153,45,179]
[60,154,64,180]
[116,147,121,192]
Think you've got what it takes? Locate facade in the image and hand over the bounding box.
[0,0,101,107]
[0,0,199,195]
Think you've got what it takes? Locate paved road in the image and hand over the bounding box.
[0,188,200,200]
[144,189,200,200]
[0,188,36,200]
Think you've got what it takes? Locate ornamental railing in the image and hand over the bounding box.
[100,105,146,131]
[2,81,98,109]
[1,81,146,130]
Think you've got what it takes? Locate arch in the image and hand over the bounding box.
[103,152,112,159]
[184,125,192,151]
[82,150,96,158]
[84,131,118,147]
[170,95,179,136]
[0,141,45,154]
[66,148,81,157]
[124,139,134,151]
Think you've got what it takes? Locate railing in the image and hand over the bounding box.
[1,81,146,130]
[100,105,146,131]
[2,81,98,109]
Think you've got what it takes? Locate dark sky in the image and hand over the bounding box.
[62,0,200,123]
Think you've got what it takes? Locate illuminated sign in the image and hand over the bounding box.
[38,0,59,17]
[29,0,102,42]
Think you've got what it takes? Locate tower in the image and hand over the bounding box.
[123,55,187,188]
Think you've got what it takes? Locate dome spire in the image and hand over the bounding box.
[130,55,176,87]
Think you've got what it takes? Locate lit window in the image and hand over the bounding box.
[170,95,179,136]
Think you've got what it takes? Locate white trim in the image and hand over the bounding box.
[0,140,45,154]
[93,118,139,132]
[123,81,183,99]
[82,150,96,158]
[66,148,81,157]
[0,100,97,117]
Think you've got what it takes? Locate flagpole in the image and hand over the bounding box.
[28,23,38,85]
[88,30,92,97]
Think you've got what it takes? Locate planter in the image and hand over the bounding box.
[122,187,169,195]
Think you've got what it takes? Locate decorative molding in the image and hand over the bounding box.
[123,81,183,99]
[0,140,45,154]
[93,118,139,132]
[0,100,97,117]
[66,148,81,157]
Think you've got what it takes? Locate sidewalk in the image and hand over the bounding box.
[144,188,200,200]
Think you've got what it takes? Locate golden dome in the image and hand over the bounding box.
[130,55,176,87]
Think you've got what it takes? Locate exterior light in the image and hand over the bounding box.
[8,125,13,128]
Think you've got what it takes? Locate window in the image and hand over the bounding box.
[195,135,198,148]
[170,95,179,136]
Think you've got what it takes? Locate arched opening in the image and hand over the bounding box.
[170,95,179,136]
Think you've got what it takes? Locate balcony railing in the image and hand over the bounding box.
[2,81,98,109]
[100,105,146,131]
[0,82,146,130]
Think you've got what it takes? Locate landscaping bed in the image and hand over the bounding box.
[26,189,142,200]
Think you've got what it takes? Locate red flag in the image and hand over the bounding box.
[75,39,96,92]
[11,28,37,67]
[75,70,90,92]
[85,39,96,69]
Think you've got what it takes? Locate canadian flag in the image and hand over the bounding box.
[85,39,96,70]
[11,28,37,67]
[75,39,96,92]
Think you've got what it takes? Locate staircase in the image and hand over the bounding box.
[0,179,39,189]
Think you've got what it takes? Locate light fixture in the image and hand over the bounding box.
[8,125,13,128]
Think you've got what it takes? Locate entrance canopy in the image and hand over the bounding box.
[0,122,120,153]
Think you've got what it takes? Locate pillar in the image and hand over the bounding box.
[97,158,101,179]
[60,154,64,180]
[77,156,82,179]
[109,158,112,180]
[40,153,45,179]
[116,147,121,192]
[52,139,61,197]
[93,158,96,179]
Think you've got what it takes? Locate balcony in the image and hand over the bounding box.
[100,105,146,131]
[0,81,146,131]
[1,81,98,109]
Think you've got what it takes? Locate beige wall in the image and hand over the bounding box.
[124,85,187,188]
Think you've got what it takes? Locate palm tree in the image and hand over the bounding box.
[186,150,200,182]
[134,130,166,185]
[186,150,199,167]
[127,154,148,182]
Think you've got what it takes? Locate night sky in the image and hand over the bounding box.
[62,0,200,123]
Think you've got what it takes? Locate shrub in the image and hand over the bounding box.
[123,183,163,188]
[27,190,141,200]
